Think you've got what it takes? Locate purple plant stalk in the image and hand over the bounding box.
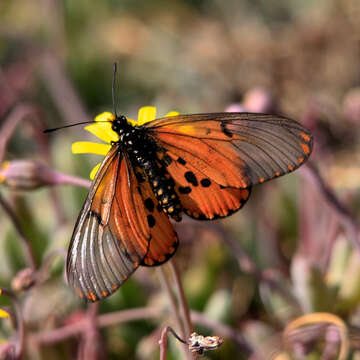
[0,104,40,164]
[29,305,252,354]
[168,260,193,340]
[78,303,103,360]
[0,102,68,224]
[41,52,90,126]
[30,307,163,345]
[53,171,91,188]
[300,162,360,252]
[156,267,191,359]
[159,326,187,360]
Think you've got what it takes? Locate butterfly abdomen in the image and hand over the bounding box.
[112,117,183,221]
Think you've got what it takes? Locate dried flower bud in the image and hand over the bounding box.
[0,160,89,190]
[243,87,276,113]
[0,160,54,190]
[188,332,224,355]
[11,268,36,291]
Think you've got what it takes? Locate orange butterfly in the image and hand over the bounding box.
[66,108,313,302]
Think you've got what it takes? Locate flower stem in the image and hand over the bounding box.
[54,171,91,188]
[168,260,193,339]
[159,326,187,360]
[157,267,191,359]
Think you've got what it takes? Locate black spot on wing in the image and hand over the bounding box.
[221,121,233,138]
[177,157,187,165]
[200,178,211,187]
[144,198,155,212]
[184,171,198,186]
[163,154,173,166]
[178,186,192,194]
[147,214,156,228]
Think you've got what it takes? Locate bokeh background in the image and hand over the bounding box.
[1,0,360,359]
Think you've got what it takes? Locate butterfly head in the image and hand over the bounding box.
[111,115,128,135]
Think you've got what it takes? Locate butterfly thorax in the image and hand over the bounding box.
[112,116,182,221]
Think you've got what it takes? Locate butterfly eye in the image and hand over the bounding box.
[112,117,126,133]
[111,121,118,131]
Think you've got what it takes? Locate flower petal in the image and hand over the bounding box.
[137,106,157,126]
[0,309,9,319]
[165,111,180,117]
[72,142,111,155]
[125,117,137,127]
[0,162,9,183]
[95,112,115,122]
[85,123,119,143]
[90,162,102,180]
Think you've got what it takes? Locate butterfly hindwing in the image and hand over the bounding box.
[147,112,313,187]
[132,164,179,266]
[156,151,251,220]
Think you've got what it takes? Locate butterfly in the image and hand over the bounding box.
[66,109,313,302]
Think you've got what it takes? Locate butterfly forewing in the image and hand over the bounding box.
[156,134,250,188]
[146,112,313,187]
[67,147,180,301]
[67,147,151,302]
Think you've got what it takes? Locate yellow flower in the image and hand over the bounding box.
[0,309,9,319]
[72,106,179,180]
[0,290,9,319]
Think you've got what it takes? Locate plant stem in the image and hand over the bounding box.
[157,267,191,358]
[168,260,193,339]
[0,193,37,270]
[301,163,360,251]
[159,326,187,360]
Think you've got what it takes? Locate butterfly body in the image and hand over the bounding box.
[67,111,313,302]
[111,115,183,222]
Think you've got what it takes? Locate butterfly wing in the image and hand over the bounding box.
[146,112,312,219]
[132,165,179,266]
[157,152,252,220]
[67,146,179,301]
[67,146,150,301]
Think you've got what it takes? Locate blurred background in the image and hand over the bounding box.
[1,0,360,359]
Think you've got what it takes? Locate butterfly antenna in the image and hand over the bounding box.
[43,120,109,133]
[112,62,118,117]
[45,64,120,134]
